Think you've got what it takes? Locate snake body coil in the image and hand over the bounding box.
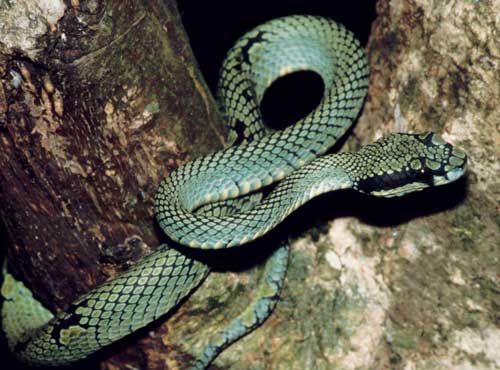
[1,15,466,369]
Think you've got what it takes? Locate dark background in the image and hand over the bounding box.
[179,1,377,128]
[178,0,377,90]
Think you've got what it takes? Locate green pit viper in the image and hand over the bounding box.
[1,15,467,369]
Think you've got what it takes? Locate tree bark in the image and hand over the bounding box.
[1,1,498,370]
[0,1,225,369]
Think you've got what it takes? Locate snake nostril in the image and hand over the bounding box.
[260,70,324,131]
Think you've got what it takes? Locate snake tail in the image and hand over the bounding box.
[2,248,208,366]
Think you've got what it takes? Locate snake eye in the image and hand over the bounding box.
[415,165,434,185]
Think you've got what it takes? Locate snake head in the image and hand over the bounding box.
[353,132,467,197]
[416,132,467,186]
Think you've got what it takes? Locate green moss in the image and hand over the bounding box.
[449,197,486,253]
[399,77,419,112]
[390,328,417,351]
[385,185,498,366]
[144,100,160,115]
[287,246,314,283]
[99,6,114,32]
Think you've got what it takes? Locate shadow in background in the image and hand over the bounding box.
[179,0,377,91]
[179,0,377,132]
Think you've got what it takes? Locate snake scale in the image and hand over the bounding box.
[1,15,466,369]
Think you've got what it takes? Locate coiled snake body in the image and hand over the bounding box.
[1,15,466,369]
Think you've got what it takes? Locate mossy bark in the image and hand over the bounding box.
[349,1,499,369]
[0,1,498,370]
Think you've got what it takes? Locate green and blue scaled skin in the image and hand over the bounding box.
[1,15,466,369]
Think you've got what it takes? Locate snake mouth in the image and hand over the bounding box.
[433,166,467,186]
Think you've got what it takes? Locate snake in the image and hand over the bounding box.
[1,15,467,369]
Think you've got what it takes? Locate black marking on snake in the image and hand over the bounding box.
[220,59,242,75]
[226,76,248,95]
[240,30,268,65]
[356,166,434,194]
[47,302,90,345]
[13,338,31,353]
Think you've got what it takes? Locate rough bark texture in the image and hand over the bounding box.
[0,0,225,369]
[1,1,498,370]
[349,1,499,369]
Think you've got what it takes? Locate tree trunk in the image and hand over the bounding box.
[1,1,498,370]
[0,1,225,369]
